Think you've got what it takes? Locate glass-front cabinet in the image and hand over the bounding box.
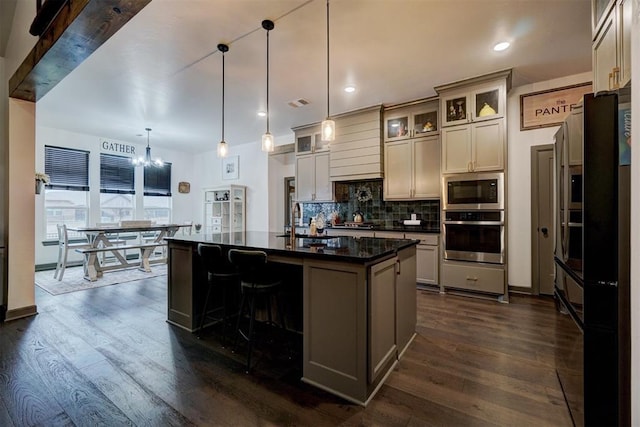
[203,185,246,234]
[384,100,438,142]
[440,81,504,127]
[296,125,329,155]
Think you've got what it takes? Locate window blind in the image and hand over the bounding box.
[144,163,172,196]
[100,154,135,194]
[44,146,90,191]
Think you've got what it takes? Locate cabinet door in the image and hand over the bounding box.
[472,119,504,171]
[384,141,412,199]
[313,153,333,201]
[416,244,438,285]
[411,108,438,137]
[396,247,417,357]
[413,136,440,199]
[472,85,503,121]
[384,111,410,142]
[296,155,315,202]
[618,0,631,88]
[369,257,397,383]
[441,93,470,127]
[442,125,471,173]
[592,9,618,92]
[296,134,313,154]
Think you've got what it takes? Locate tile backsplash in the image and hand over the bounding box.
[301,179,440,228]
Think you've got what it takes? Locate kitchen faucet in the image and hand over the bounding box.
[290,202,301,247]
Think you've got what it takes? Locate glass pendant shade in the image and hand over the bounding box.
[217,140,228,158]
[261,132,274,152]
[321,118,335,141]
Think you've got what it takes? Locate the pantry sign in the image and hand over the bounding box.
[520,82,592,130]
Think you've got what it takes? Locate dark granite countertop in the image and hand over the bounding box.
[165,231,418,264]
[327,225,439,234]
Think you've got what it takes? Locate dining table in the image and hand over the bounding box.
[68,222,192,281]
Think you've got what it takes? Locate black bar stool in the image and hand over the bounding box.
[228,249,287,373]
[197,243,239,344]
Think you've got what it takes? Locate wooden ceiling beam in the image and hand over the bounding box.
[9,0,151,102]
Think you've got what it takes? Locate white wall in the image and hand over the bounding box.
[34,126,197,266]
[191,141,271,232]
[507,71,592,289]
[4,0,37,79]
[268,151,295,233]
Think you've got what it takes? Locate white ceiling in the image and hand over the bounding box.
[35,0,593,153]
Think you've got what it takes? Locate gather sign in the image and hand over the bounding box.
[520,82,592,131]
[100,139,137,156]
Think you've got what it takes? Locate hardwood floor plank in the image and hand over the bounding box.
[7,323,135,426]
[7,275,574,426]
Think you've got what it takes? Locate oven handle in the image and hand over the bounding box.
[443,221,504,226]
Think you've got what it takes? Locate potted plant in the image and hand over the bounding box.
[35,172,49,194]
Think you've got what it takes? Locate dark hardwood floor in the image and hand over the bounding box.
[0,276,574,426]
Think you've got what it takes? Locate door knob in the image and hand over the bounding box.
[541,227,548,237]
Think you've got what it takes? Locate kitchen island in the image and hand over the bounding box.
[165,231,417,406]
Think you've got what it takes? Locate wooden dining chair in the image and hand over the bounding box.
[54,224,91,281]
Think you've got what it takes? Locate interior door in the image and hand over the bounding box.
[532,145,555,295]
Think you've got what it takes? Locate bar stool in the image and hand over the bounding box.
[228,249,287,373]
[197,243,239,344]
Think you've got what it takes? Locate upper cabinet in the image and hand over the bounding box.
[383,99,440,201]
[294,123,334,202]
[439,80,505,127]
[592,0,631,92]
[296,125,329,155]
[435,69,511,174]
[384,101,438,142]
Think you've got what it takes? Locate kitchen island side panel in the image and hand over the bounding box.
[167,241,198,330]
[302,259,368,403]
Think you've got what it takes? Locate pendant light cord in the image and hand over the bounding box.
[326,0,330,119]
[222,50,225,140]
[266,27,270,133]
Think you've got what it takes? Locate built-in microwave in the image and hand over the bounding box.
[443,172,504,210]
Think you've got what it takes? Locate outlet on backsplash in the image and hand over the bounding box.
[300,179,440,229]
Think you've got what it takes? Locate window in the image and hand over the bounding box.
[44,146,89,239]
[144,163,172,223]
[100,154,135,223]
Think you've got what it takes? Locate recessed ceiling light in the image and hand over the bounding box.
[344,85,356,93]
[257,111,266,117]
[493,42,510,52]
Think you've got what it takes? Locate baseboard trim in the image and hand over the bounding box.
[5,304,38,322]
[508,285,534,295]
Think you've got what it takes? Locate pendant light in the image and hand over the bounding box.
[261,19,275,152]
[133,128,163,167]
[321,0,335,142]
[217,43,230,158]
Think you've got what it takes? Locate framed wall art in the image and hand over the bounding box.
[222,155,239,180]
[520,82,592,130]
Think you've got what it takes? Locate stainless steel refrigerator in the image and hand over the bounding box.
[554,87,631,426]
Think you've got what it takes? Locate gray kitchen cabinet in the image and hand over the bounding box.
[395,246,417,357]
[295,152,333,202]
[441,118,504,173]
[436,70,510,174]
[384,100,438,143]
[368,256,397,383]
[405,233,439,287]
[592,0,631,92]
[384,135,440,200]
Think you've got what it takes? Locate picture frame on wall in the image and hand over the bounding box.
[520,82,592,130]
[222,155,239,180]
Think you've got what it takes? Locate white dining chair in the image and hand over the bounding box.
[54,224,91,281]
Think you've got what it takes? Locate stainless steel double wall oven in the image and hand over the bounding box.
[442,172,505,264]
